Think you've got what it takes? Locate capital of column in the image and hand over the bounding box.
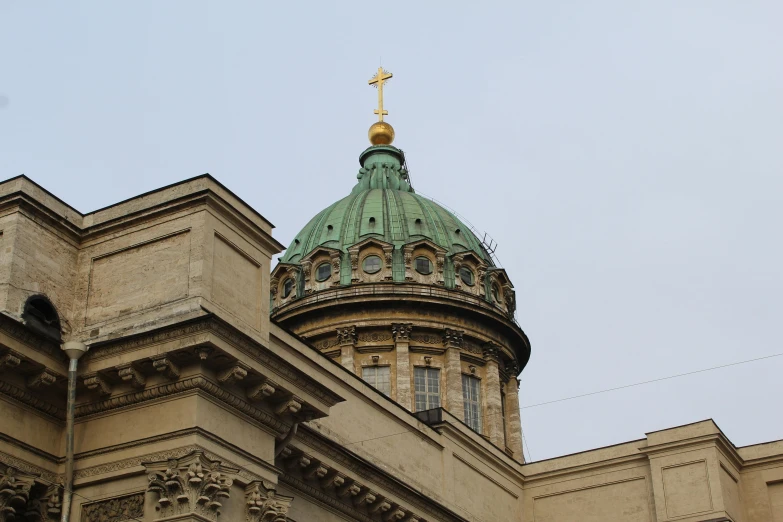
[336,326,357,346]
[442,328,463,349]
[246,481,293,522]
[391,323,413,342]
[483,342,501,363]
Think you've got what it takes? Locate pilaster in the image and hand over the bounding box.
[483,343,505,448]
[443,329,464,418]
[505,376,524,461]
[392,323,413,410]
[336,326,357,372]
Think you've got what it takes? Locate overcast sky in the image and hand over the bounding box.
[1,1,781,461]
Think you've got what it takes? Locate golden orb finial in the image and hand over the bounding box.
[368,121,395,145]
[368,67,395,145]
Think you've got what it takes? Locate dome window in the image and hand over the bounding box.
[414,256,432,275]
[327,225,333,232]
[369,217,376,224]
[315,262,332,282]
[492,284,501,303]
[455,228,461,235]
[282,278,294,298]
[459,266,475,286]
[363,255,382,274]
[415,218,422,225]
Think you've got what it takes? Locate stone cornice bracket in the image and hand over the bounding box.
[216,363,249,386]
[195,346,213,361]
[353,488,377,507]
[442,328,463,349]
[246,379,277,402]
[391,323,413,342]
[337,480,362,499]
[145,451,237,521]
[245,481,293,522]
[117,363,146,389]
[275,395,303,417]
[483,342,501,362]
[384,508,406,521]
[303,462,329,481]
[83,373,112,396]
[336,326,357,347]
[0,352,21,373]
[368,497,391,515]
[150,356,180,380]
[321,471,346,490]
[27,369,56,389]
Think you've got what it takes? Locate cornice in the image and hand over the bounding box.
[293,424,468,522]
[639,432,744,471]
[0,378,65,420]
[279,474,376,522]
[0,448,60,484]
[83,315,343,409]
[0,312,64,361]
[74,375,288,435]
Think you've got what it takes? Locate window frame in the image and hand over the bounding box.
[462,374,482,433]
[459,266,475,286]
[414,256,433,275]
[362,255,382,274]
[361,365,391,396]
[414,366,441,411]
[315,262,332,282]
[282,278,294,298]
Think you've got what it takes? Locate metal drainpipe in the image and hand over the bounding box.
[60,341,88,522]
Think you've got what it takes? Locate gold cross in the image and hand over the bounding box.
[368,67,393,122]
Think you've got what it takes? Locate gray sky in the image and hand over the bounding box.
[2,1,781,461]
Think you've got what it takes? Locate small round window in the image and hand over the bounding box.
[492,284,501,303]
[414,256,432,275]
[315,262,332,282]
[363,255,382,274]
[459,266,474,286]
[282,278,294,298]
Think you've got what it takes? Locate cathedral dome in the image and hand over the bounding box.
[281,145,493,270]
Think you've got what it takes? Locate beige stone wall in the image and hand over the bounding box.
[0,175,780,522]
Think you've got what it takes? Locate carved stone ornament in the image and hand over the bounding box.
[245,482,292,522]
[336,326,357,347]
[80,492,143,522]
[0,465,61,521]
[83,374,112,396]
[151,357,180,380]
[27,370,56,390]
[117,364,146,389]
[483,342,501,362]
[442,328,463,349]
[391,323,413,342]
[0,353,21,373]
[145,451,237,521]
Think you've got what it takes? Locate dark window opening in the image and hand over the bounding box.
[316,262,332,282]
[414,256,432,275]
[363,255,382,274]
[22,295,61,341]
[282,278,294,298]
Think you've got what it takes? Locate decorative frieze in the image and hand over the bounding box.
[146,451,236,521]
[79,492,143,522]
[245,482,293,522]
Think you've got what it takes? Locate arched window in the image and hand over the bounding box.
[22,295,61,341]
[459,266,474,286]
[414,256,432,275]
[282,278,294,298]
[315,262,332,282]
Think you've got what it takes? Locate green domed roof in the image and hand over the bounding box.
[280,145,492,267]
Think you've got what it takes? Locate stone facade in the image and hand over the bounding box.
[0,175,779,522]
